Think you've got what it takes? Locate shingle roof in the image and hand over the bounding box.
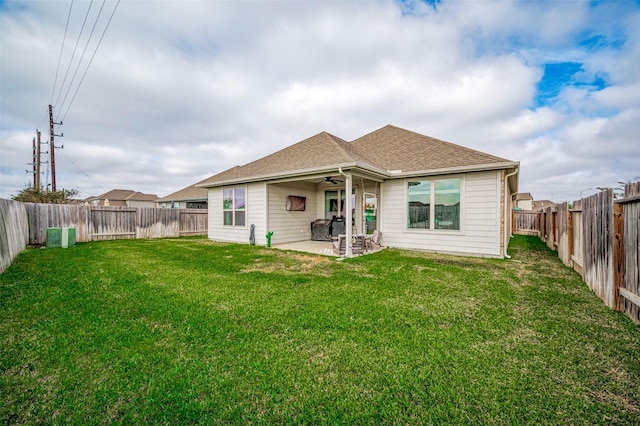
[200,132,376,185]
[199,125,517,187]
[87,189,158,202]
[156,176,211,203]
[516,192,533,201]
[350,125,513,172]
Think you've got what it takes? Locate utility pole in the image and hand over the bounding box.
[31,136,36,188]
[35,130,41,190]
[27,130,42,190]
[48,104,63,192]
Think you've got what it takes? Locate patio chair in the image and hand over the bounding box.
[366,230,382,251]
[332,234,346,256]
[352,235,365,255]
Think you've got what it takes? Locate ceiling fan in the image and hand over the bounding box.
[323,176,343,185]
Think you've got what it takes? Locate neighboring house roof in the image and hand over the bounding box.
[199,125,518,188]
[156,176,211,203]
[516,192,533,201]
[532,200,556,211]
[86,189,158,203]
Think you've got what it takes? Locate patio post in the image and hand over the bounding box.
[345,172,352,257]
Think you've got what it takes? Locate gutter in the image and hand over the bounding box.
[503,167,519,259]
[386,161,520,178]
[197,160,520,189]
[196,162,359,188]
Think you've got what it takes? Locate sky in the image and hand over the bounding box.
[1,0,639,203]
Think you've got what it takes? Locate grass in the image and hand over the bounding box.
[1,235,639,424]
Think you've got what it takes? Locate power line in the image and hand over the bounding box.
[61,0,121,122]
[54,0,94,108]
[50,0,74,105]
[57,0,107,116]
[58,150,107,193]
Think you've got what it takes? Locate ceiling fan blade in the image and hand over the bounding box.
[323,176,343,184]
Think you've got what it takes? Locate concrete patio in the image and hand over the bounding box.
[272,240,337,256]
[272,239,384,257]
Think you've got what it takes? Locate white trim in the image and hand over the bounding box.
[345,172,353,257]
[222,184,248,229]
[198,163,359,188]
[379,182,385,233]
[387,162,520,178]
[496,172,502,255]
[264,182,269,237]
[198,162,519,188]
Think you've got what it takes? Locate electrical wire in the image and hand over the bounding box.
[61,0,120,122]
[50,0,74,105]
[59,150,107,193]
[53,0,94,108]
[57,0,107,117]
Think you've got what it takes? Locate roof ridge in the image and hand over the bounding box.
[321,132,357,164]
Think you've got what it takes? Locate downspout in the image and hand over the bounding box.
[338,167,352,257]
[503,167,519,259]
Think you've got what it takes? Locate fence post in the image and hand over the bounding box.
[568,209,574,266]
[613,202,625,311]
[552,211,557,248]
[537,212,541,238]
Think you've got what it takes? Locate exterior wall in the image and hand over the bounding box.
[267,182,318,244]
[517,199,533,210]
[208,182,267,245]
[158,200,207,209]
[380,170,502,257]
[126,200,157,208]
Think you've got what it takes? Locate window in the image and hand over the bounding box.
[408,180,430,229]
[407,178,460,230]
[325,189,356,219]
[325,190,340,219]
[434,179,460,229]
[364,193,377,234]
[223,187,246,226]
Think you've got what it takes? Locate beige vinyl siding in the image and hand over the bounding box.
[267,182,318,244]
[208,183,267,245]
[126,200,156,208]
[380,171,502,257]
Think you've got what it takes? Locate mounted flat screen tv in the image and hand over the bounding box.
[286,195,306,211]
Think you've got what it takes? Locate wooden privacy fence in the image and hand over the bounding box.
[21,203,208,245]
[513,210,539,235]
[0,199,29,273]
[512,182,640,323]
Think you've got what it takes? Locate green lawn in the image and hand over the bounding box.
[1,235,639,424]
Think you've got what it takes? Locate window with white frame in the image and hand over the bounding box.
[223,187,246,226]
[407,178,460,230]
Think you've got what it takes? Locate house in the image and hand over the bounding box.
[85,189,158,208]
[515,192,533,210]
[156,177,210,209]
[198,125,519,258]
[532,200,556,211]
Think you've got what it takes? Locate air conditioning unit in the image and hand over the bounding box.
[46,227,76,248]
[46,228,62,248]
[61,227,76,248]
